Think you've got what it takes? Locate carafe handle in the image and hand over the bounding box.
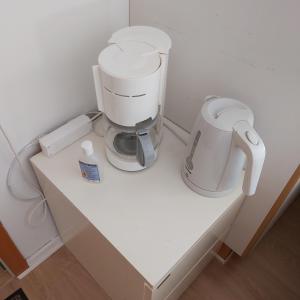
[136,130,156,168]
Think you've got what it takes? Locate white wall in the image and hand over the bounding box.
[130,0,300,254]
[0,0,128,259]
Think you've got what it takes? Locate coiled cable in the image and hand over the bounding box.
[0,124,47,227]
[1,111,102,227]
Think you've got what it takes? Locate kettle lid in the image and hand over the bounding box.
[202,97,254,131]
[98,40,161,79]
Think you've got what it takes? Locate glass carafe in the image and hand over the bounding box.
[103,114,162,171]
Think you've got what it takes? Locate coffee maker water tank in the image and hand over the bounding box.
[93,26,171,127]
[182,96,266,197]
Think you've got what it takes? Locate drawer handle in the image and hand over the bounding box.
[157,273,171,289]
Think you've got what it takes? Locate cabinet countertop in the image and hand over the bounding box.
[31,124,244,287]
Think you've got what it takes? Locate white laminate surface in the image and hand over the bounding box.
[31,126,244,287]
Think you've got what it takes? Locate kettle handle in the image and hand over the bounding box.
[136,130,156,168]
[232,120,266,196]
[92,65,103,111]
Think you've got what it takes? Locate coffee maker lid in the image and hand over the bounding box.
[98,40,161,79]
[202,97,254,131]
[109,26,172,54]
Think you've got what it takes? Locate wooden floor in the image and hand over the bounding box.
[0,197,299,300]
[0,268,12,290]
[0,249,109,300]
[181,197,300,300]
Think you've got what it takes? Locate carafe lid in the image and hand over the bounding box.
[98,40,161,79]
[203,97,254,131]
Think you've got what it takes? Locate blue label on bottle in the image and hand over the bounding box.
[79,161,100,182]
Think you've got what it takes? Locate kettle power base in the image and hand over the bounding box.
[181,168,234,198]
[105,147,158,172]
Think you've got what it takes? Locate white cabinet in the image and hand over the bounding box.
[31,126,245,300]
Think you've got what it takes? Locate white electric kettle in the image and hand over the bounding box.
[182,96,266,197]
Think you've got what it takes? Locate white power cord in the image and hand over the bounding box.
[163,117,188,145]
[0,111,102,227]
[86,111,102,122]
[0,124,48,227]
[7,138,42,201]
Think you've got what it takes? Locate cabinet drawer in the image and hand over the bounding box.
[150,233,219,300]
[150,196,244,300]
[166,245,216,300]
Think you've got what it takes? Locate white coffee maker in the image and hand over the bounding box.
[93,26,171,171]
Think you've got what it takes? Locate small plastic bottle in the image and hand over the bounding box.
[79,140,101,183]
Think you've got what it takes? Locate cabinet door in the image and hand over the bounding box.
[34,168,147,300]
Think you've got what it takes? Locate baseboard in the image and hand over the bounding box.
[213,250,234,264]
[18,236,63,279]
